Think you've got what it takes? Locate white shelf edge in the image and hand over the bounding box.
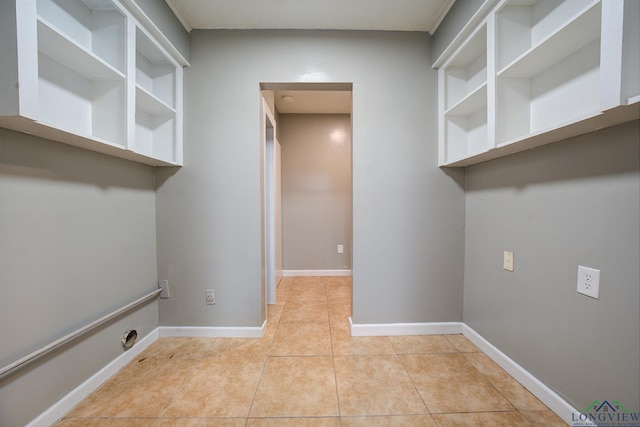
[129,148,178,166]
[497,0,601,78]
[495,110,603,148]
[627,95,640,105]
[445,82,488,116]
[37,18,125,81]
[432,0,498,68]
[119,0,189,67]
[136,25,172,65]
[444,146,488,167]
[35,118,126,150]
[446,25,488,69]
[440,104,639,167]
[0,115,179,166]
[135,84,175,116]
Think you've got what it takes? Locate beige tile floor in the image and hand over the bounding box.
[55,276,567,426]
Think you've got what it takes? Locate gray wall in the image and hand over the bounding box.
[155,30,466,327]
[0,129,159,426]
[464,121,640,410]
[279,114,352,271]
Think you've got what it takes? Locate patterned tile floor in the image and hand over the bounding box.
[55,276,567,426]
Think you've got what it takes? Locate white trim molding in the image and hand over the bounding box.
[27,328,160,427]
[30,320,580,427]
[159,321,266,339]
[282,269,351,277]
[349,318,463,336]
[348,319,578,425]
[462,324,581,426]
[28,322,268,425]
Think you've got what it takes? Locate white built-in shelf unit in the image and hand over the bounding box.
[435,0,639,167]
[0,0,188,166]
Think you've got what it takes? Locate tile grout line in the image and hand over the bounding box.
[396,337,438,421]
[459,350,537,425]
[151,348,207,418]
[244,304,284,424]
[325,281,345,426]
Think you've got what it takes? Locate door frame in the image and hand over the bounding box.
[260,94,280,313]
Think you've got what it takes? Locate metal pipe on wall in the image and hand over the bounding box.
[0,288,162,379]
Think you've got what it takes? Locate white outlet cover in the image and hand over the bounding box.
[577,266,600,299]
[206,289,216,305]
[503,251,514,272]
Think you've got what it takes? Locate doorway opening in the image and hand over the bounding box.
[260,82,353,323]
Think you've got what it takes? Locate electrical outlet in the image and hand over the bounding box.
[577,266,600,299]
[337,244,344,254]
[503,251,514,272]
[206,289,216,305]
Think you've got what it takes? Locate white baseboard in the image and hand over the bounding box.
[349,318,463,336]
[30,320,577,427]
[283,270,351,277]
[347,319,575,425]
[462,324,579,426]
[27,328,159,427]
[29,322,268,425]
[159,320,266,339]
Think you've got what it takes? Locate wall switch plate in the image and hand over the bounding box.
[206,289,216,305]
[337,244,344,254]
[577,266,600,299]
[159,280,170,298]
[503,251,514,272]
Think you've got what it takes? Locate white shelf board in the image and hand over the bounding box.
[0,115,179,166]
[136,26,171,64]
[448,25,487,68]
[627,95,640,105]
[445,82,487,117]
[441,103,639,167]
[36,117,126,150]
[136,84,175,116]
[498,1,601,78]
[37,18,124,81]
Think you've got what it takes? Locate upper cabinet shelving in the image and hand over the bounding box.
[133,27,181,164]
[0,0,188,166]
[440,24,489,164]
[436,0,640,167]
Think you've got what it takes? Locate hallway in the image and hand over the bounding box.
[55,277,566,426]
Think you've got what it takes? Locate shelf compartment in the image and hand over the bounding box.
[36,0,125,73]
[497,0,601,66]
[444,106,488,164]
[445,82,487,117]
[496,39,601,144]
[37,19,124,81]
[621,0,640,105]
[135,108,176,163]
[136,28,176,109]
[498,1,601,78]
[136,84,175,116]
[444,25,487,111]
[440,102,639,167]
[37,52,126,146]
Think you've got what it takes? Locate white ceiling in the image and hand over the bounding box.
[166,0,455,114]
[165,0,455,34]
[275,91,352,114]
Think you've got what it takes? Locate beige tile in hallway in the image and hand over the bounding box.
[55,276,567,426]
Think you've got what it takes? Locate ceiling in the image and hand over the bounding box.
[274,91,352,114]
[166,0,455,114]
[165,0,455,34]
